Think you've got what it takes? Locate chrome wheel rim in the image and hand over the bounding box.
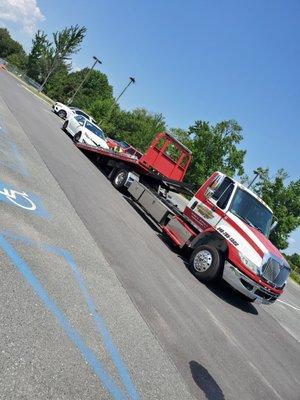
[193,250,213,272]
[115,172,126,186]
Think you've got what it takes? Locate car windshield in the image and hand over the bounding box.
[85,121,106,140]
[229,188,273,236]
[117,141,130,149]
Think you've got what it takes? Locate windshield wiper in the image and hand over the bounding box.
[230,210,255,228]
[253,224,264,233]
[231,210,265,233]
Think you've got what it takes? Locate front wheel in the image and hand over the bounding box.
[189,244,223,282]
[73,132,81,143]
[62,120,68,131]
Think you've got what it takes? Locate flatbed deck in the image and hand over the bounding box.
[76,142,195,195]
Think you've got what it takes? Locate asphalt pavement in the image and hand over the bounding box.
[0,71,299,400]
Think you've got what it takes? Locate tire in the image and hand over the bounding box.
[62,120,68,131]
[58,109,67,119]
[189,244,223,282]
[73,132,81,143]
[112,169,128,190]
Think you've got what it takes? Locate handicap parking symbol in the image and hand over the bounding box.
[0,180,50,219]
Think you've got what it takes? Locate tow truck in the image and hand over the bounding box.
[75,132,291,304]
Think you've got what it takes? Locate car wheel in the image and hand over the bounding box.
[189,244,223,282]
[73,132,81,143]
[58,109,67,119]
[62,120,68,131]
[112,169,128,190]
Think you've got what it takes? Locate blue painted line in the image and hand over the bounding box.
[1,231,140,400]
[0,139,28,176]
[9,141,28,176]
[0,179,50,219]
[0,234,127,400]
[62,250,140,400]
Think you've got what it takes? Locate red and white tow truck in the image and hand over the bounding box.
[76,132,290,304]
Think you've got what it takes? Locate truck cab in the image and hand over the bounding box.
[184,172,291,303]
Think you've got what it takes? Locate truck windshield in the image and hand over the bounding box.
[229,188,273,236]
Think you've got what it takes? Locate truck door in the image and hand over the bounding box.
[185,173,234,232]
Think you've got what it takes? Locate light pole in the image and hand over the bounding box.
[67,56,102,105]
[104,77,136,124]
[115,76,136,103]
[248,169,261,188]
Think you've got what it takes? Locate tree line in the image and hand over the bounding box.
[0,26,299,252]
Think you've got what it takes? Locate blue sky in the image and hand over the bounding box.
[0,0,299,253]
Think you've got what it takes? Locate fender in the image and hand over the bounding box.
[189,228,229,257]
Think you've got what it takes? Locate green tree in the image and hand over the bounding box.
[42,25,86,85]
[250,168,300,249]
[27,30,51,82]
[6,50,28,70]
[0,28,25,59]
[66,68,114,108]
[173,120,246,186]
[27,25,86,88]
[110,108,166,151]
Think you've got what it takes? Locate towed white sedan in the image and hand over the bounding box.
[63,115,109,149]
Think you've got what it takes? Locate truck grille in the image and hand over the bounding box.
[261,257,290,288]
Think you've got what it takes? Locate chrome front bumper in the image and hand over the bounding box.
[222,261,279,304]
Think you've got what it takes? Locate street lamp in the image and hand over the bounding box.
[248,169,261,188]
[115,76,136,103]
[67,56,102,105]
[103,77,136,124]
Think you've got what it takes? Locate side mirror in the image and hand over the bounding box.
[79,121,84,126]
[270,219,278,232]
[204,188,214,199]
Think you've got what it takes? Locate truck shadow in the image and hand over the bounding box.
[203,280,258,315]
[189,360,225,400]
[123,196,162,233]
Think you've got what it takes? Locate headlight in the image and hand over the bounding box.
[239,252,259,273]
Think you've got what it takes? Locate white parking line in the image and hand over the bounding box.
[277,299,300,312]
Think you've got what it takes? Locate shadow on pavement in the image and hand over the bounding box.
[189,361,225,400]
[176,255,258,315]
[204,280,258,315]
[123,196,161,233]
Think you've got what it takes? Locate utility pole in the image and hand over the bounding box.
[67,56,102,105]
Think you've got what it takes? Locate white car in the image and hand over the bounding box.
[63,115,109,149]
[52,102,95,122]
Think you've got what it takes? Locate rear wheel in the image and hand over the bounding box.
[112,169,128,190]
[58,109,67,119]
[73,132,81,143]
[189,244,223,282]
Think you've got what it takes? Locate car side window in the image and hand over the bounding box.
[75,115,85,124]
[76,110,89,119]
